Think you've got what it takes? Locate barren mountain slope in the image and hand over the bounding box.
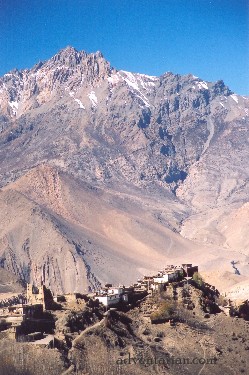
[0,166,202,293]
[0,267,24,294]
[1,165,248,297]
[0,47,248,297]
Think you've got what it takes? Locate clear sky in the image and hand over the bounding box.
[0,0,248,95]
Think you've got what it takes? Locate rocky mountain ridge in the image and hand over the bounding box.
[0,47,248,297]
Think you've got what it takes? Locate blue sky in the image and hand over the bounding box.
[0,0,248,94]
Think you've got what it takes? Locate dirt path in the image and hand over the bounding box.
[72,318,105,347]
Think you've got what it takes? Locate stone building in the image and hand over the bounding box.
[27,283,54,310]
[182,264,199,277]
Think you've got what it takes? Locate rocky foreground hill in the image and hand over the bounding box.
[0,46,248,297]
[0,282,249,375]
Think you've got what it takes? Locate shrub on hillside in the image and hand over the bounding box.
[192,272,204,288]
[238,300,249,320]
[150,301,175,323]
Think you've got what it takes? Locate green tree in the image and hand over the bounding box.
[192,272,204,288]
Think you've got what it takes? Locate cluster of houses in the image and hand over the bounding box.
[0,263,198,342]
[92,263,198,307]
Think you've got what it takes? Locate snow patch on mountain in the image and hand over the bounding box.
[118,70,153,107]
[68,91,85,109]
[120,71,140,91]
[88,91,98,107]
[230,94,239,104]
[74,98,85,109]
[8,101,19,115]
[197,81,208,90]
[107,74,120,85]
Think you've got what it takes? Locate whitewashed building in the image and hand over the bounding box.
[107,287,124,295]
[96,294,120,307]
[94,285,128,307]
[153,271,178,284]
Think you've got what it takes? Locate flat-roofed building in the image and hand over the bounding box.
[96,294,120,307]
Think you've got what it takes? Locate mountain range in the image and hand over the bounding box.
[0,46,248,299]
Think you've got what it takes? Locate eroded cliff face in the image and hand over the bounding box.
[0,47,248,296]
